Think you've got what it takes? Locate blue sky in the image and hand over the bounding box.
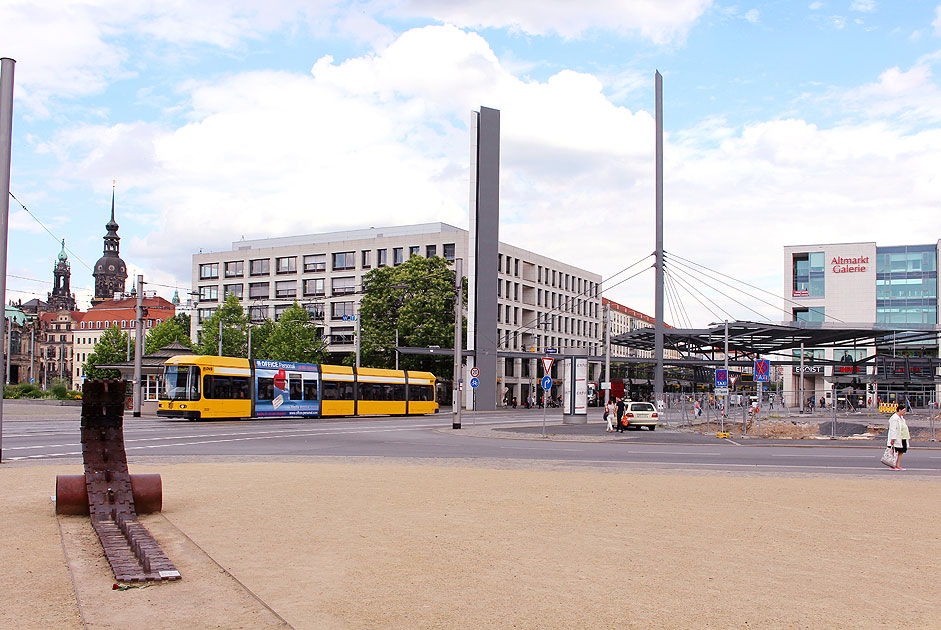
[2,0,940,325]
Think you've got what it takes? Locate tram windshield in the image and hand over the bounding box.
[163,365,201,401]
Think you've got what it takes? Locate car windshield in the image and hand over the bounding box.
[163,365,200,401]
[630,403,656,412]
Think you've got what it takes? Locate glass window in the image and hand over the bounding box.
[249,304,268,322]
[303,278,325,296]
[249,282,269,299]
[199,285,219,302]
[275,280,297,298]
[250,258,270,276]
[377,249,388,267]
[793,307,825,323]
[224,283,243,299]
[199,263,219,280]
[409,246,420,259]
[305,303,325,320]
[362,250,371,268]
[443,243,455,263]
[426,245,437,258]
[332,276,356,295]
[331,301,354,320]
[274,304,291,320]
[331,326,354,344]
[332,252,355,270]
[224,261,244,277]
[276,256,297,274]
[514,259,519,276]
[393,247,403,266]
[304,254,326,272]
[198,308,216,323]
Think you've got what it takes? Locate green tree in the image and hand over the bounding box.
[197,294,248,357]
[145,316,194,354]
[171,312,191,335]
[256,302,328,363]
[83,325,132,379]
[358,256,466,374]
[248,318,275,359]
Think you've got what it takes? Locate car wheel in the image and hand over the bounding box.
[649,425,656,431]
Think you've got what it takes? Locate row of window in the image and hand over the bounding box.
[79,318,162,330]
[197,301,355,325]
[199,278,356,302]
[200,244,457,280]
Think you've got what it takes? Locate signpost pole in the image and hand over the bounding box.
[723,320,729,431]
[800,342,805,414]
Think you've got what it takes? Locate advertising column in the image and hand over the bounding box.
[562,356,589,424]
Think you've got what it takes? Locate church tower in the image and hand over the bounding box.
[91,186,128,305]
[47,238,76,311]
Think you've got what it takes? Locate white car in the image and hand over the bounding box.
[621,401,658,430]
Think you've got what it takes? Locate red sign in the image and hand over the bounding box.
[831,255,869,274]
[542,357,554,375]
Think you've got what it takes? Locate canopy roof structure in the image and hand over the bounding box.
[611,321,941,359]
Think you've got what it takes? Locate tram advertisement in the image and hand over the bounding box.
[253,360,320,417]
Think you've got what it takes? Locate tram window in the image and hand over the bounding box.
[358,382,376,401]
[409,385,434,402]
[322,380,354,400]
[289,375,303,400]
[392,384,406,400]
[303,379,318,400]
[257,378,274,401]
[203,375,250,399]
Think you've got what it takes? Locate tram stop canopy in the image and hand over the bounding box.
[611,320,941,360]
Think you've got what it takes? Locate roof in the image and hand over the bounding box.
[611,320,941,358]
[96,343,197,372]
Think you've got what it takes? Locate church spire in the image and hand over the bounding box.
[57,238,67,262]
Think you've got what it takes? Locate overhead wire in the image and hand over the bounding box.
[663,266,726,323]
[664,256,773,323]
[665,250,847,324]
[8,191,95,272]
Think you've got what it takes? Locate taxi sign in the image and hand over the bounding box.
[715,369,728,388]
[754,359,770,382]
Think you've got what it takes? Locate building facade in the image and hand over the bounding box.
[603,298,655,359]
[191,223,603,406]
[73,296,176,391]
[783,241,940,408]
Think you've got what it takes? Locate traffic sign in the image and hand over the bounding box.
[715,369,728,388]
[470,367,479,378]
[542,357,554,375]
[470,377,480,388]
[714,386,729,395]
[541,375,552,390]
[545,348,558,354]
[754,359,770,382]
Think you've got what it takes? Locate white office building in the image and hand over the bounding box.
[192,223,603,405]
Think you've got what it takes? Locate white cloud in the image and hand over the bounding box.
[839,53,941,123]
[934,5,941,35]
[397,0,714,43]
[809,2,824,10]
[850,0,876,12]
[0,0,336,116]
[744,9,760,24]
[40,24,941,325]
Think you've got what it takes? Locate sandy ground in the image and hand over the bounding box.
[2,458,940,629]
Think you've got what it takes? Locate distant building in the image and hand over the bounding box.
[37,309,80,389]
[73,296,177,387]
[48,239,77,312]
[91,189,128,306]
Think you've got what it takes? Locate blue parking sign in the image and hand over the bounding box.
[715,369,728,388]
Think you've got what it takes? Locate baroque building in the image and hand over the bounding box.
[91,189,128,306]
[47,239,77,311]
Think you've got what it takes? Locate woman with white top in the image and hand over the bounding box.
[886,403,911,471]
[604,399,615,432]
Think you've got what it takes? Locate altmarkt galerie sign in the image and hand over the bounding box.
[831,255,869,274]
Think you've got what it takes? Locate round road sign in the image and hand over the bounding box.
[470,377,480,388]
[541,375,552,390]
[470,367,480,378]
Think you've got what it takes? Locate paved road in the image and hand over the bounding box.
[2,406,939,476]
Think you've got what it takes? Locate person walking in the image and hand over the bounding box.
[615,397,626,432]
[604,399,615,432]
[887,403,911,470]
